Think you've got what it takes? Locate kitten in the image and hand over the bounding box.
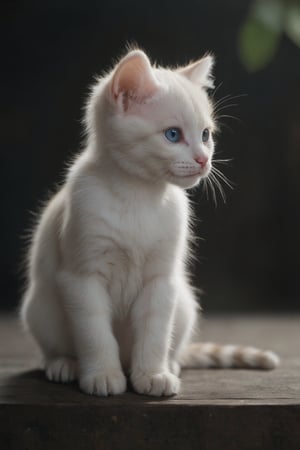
[21,49,279,397]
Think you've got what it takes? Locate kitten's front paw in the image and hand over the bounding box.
[79,369,126,396]
[131,370,180,396]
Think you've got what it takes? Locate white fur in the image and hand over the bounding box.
[21,49,214,397]
[21,49,278,398]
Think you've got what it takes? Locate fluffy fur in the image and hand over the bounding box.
[21,49,279,397]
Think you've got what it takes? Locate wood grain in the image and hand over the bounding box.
[0,315,299,449]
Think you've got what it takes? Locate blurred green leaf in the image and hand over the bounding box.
[252,0,283,32]
[285,2,300,47]
[238,18,280,72]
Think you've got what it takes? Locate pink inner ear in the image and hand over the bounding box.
[111,52,158,111]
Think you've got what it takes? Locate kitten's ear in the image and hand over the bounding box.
[178,55,215,89]
[110,50,159,112]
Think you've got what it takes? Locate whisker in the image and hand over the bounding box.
[213,94,233,107]
[201,178,209,202]
[205,178,211,203]
[211,166,235,189]
[211,81,224,99]
[212,158,233,165]
[213,93,247,122]
[206,175,217,207]
[205,178,210,201]
[214,103,239,114]
[215,121,235,134]
[216,114,242,123]
[209,172,226,203]
[214,93,247,107]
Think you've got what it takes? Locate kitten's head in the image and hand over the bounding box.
[89,49,216,189]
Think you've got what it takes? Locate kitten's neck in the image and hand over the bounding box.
[91,146,169,200]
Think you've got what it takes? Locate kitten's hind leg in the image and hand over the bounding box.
[21,281,75,359]
[45,356,78,383]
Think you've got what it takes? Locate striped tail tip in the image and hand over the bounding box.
[260,350,280,370]
[181,343,280,370]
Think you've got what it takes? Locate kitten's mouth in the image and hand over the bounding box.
[169,171,200,180]
[180,172,202,178]
[174,169,209,179]
[169,163,211,182]
[170,163,211,180]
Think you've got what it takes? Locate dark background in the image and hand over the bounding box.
[1,0,300,312]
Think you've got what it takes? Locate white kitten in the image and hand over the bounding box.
[21,49,279,397]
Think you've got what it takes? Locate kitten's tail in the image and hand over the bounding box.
[180,342,280,370]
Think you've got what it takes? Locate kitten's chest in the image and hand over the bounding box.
[101,187,182,252]
[103,200,173,275]
[94,186,185,305]
[118,201,167,247]
[76,183,188,307]
[97,201,170,309]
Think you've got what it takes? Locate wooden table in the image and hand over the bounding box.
[0,315,299,449]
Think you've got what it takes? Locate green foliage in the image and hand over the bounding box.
[285,2,300,46]
[238,0,300,72]
[238,16,280,72]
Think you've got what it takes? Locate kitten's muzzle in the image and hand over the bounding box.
[194,155,208,169]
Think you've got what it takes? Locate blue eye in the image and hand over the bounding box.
[202,128,210,143]
[164,127,182,143]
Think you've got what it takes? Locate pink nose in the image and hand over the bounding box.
[195,156,208,168]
